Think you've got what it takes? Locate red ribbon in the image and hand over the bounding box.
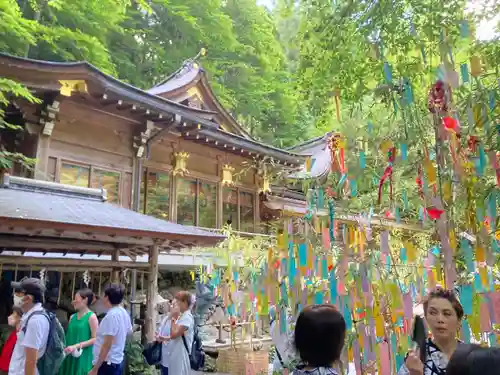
[378,147,396,204]
[416,165,424,200]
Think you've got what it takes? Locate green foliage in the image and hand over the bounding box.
[0,78,40,170]
[124,337,155,375]
[1,0,311,147]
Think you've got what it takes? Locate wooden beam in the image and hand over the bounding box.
[144,243,159,342]
[0,219,223,246]
[0,234,116,252]
[0,255,149,269]
[0,225,155,247]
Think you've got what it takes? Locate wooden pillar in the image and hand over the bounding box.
[34,134,51,180]
[145,243,159,342]
[216,156,223,228]
[111,249,120,283]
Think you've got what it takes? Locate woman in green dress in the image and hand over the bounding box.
[59,288,99,375]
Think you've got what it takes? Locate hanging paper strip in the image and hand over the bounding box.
[401,143,408,161]
[404,80,414,105]
[380,231,389,255]
[330,269,338,304]
[460,20,469,38]
[360,150,366,169]
[383,62,393,83]
[328,200,335,243]
[298,243,307,268]
[460,238,475,273]
[461,320,471,343]
[314,291,324,304]
[378,147,396,203]
[350,179,358,197]
[317,187,325,209]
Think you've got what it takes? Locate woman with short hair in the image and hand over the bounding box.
[293,304,346,375]
[398,287,464,375]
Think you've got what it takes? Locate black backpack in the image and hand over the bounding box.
[181,326,205,371]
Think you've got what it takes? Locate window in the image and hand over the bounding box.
[198,181,217,228]
[142,171,170,219]
[222,188,255,232]
[240,191,255,232]
[91,169,120,204]
[176,178,197,226]
[176,178,217,228]
[60,163,90,188]
[222,188,238,228]
[59,162,120,204]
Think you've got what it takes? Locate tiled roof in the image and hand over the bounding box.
[0,177,224,244]
[286,132,332,179]
[148,62,200,95]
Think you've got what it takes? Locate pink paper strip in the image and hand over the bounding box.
[322,227,331,249]
[380,341,391,375]
[403,292,413,320]
[480,301,492,332]
[489,292,500,323]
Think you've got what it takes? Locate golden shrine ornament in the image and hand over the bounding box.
[173,152,189,176]
[259,174,271,194]
[221,164,235,186]
[59,80,88,97]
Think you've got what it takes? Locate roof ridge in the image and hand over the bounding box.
[152,48,206,88]
[1,175,106,201]
[285,132,333,151]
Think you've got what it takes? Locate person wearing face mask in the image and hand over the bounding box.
[398,287,464,375]
[9,277,50,375]
[59,289,98,375]
[159,291,194,375]
[0,307,23,375]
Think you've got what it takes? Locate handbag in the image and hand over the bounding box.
[142,342,162,366]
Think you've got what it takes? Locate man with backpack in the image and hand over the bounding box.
[9,277,65,375]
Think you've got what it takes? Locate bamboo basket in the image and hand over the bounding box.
[217,349,269,375]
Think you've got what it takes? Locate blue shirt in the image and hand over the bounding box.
[93,306,132,365]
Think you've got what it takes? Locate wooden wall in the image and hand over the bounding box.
[26,97,260,229]
[32,99,136,208]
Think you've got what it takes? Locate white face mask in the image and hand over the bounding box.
[71,347,83,358]
[13,295,23,307]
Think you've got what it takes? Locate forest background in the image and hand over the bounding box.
[1,0,499,223]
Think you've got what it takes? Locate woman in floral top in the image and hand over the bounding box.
[398,288,464,375]
[293,304,346,375]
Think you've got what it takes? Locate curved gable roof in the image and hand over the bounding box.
[0,53,222,129]
[0,53,305,166]
[148,61,253,139]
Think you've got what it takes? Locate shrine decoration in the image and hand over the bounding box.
[173,152,190,176]
[327,133,346,173]
[378,142,396,204]
[221,164,235,186]
[427,80,450,114]
[259,173,271,194]
[59,80,88,97]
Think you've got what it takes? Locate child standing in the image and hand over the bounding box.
[0,307,22,375]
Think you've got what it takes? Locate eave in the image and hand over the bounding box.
[0,53,222,130]
[185,127,306,166]
[0,53,303,163]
